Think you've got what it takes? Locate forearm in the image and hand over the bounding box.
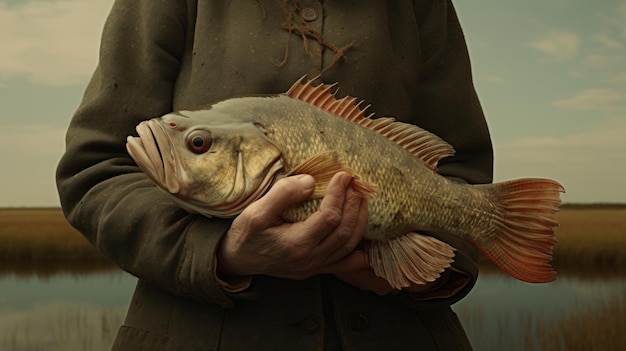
[56,0,237,307]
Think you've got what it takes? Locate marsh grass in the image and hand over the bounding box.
[458,287,626,351]
[0,205,626,277]
[0,208,113,273]
[0,208,94,259]
[1,206,625,350]
[552,206,626,272]
[537,291,626,351]
[2,206,626,272]
[1,303,125,351]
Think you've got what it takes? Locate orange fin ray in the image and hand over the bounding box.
[367,233,456,289]
[286,77,455,171]
[476,178,565,283]
[288,151,377,199]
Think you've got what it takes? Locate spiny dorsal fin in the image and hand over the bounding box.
[286,76,455,171]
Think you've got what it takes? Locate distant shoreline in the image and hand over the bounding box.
[2,207,625,275]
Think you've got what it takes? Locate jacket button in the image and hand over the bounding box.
[301,315,321,335]
[350,314,369,331]
[301,7,319,22]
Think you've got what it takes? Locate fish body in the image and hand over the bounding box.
[127,77,564,289]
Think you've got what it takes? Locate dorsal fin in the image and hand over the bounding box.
[286,76,455,171]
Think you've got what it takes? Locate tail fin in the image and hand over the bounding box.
[477,178,565,283]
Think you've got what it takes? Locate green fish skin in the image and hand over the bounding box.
[127,77,564,289]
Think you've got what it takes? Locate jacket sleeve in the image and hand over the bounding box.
[405,0,493,306]
[55,0,236,308]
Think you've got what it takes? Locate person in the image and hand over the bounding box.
[56,0,493,350]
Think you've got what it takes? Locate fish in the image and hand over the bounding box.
[126,77,565,289]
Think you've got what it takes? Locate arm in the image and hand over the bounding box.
[56,0,239,307]
[57,0,369,307]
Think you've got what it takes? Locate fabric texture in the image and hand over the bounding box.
[56,0,493,349]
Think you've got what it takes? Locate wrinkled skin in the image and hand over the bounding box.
[218,172,437,295]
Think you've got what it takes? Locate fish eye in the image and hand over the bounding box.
[186,130,212,154]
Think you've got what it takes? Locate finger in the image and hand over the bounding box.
[318,188,368,264]
[243,174,316,227]
[303,172,352,240]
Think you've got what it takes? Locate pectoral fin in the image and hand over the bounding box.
[289,151,377,199]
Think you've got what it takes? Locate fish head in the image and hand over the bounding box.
[126,109,284,218]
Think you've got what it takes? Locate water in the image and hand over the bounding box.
[0,271,136,351]
[0,268,624,350]
[454,270,626,350]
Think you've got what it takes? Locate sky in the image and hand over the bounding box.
[1,0,625,207]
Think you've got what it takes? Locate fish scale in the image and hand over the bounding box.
[127,77,564,289]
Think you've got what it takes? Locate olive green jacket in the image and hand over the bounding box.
[56,0,492,350]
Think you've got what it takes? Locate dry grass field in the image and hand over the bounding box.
[555,207,626,271]
[1,206,625,350]
[2,205,625,271]
[533,291,625,351]
[0,208,112,275]
[459,287,626,351]
[0,208,100,260]
[552,205,626,272]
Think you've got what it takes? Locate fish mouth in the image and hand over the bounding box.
[126,119,183,194]
[127,119,285,218]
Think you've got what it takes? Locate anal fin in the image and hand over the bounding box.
[367,232,456,290]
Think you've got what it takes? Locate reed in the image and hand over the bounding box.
[1,304,125,351]
[0,208,108,263]
[457,286,626,350]
[1,207,624,350]
[552,207,626,272]
[535,291,625,351]
[1,206,626,272]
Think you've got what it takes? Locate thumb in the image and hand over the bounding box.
[248,174,316,220]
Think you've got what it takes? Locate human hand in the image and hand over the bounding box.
[217,172,368,280]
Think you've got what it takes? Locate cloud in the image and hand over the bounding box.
[0,124,68,207]
[497,125,626,152]
[526,30,581,61]
[579,4,626,83]
[0,0,113,86]
[593,34,623,51]
[613,2,626,39]
[0,125,66,157]
[583,54,622,69]
[551,89,626,112]
[493,123,626,203]
[609,72,626,84]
